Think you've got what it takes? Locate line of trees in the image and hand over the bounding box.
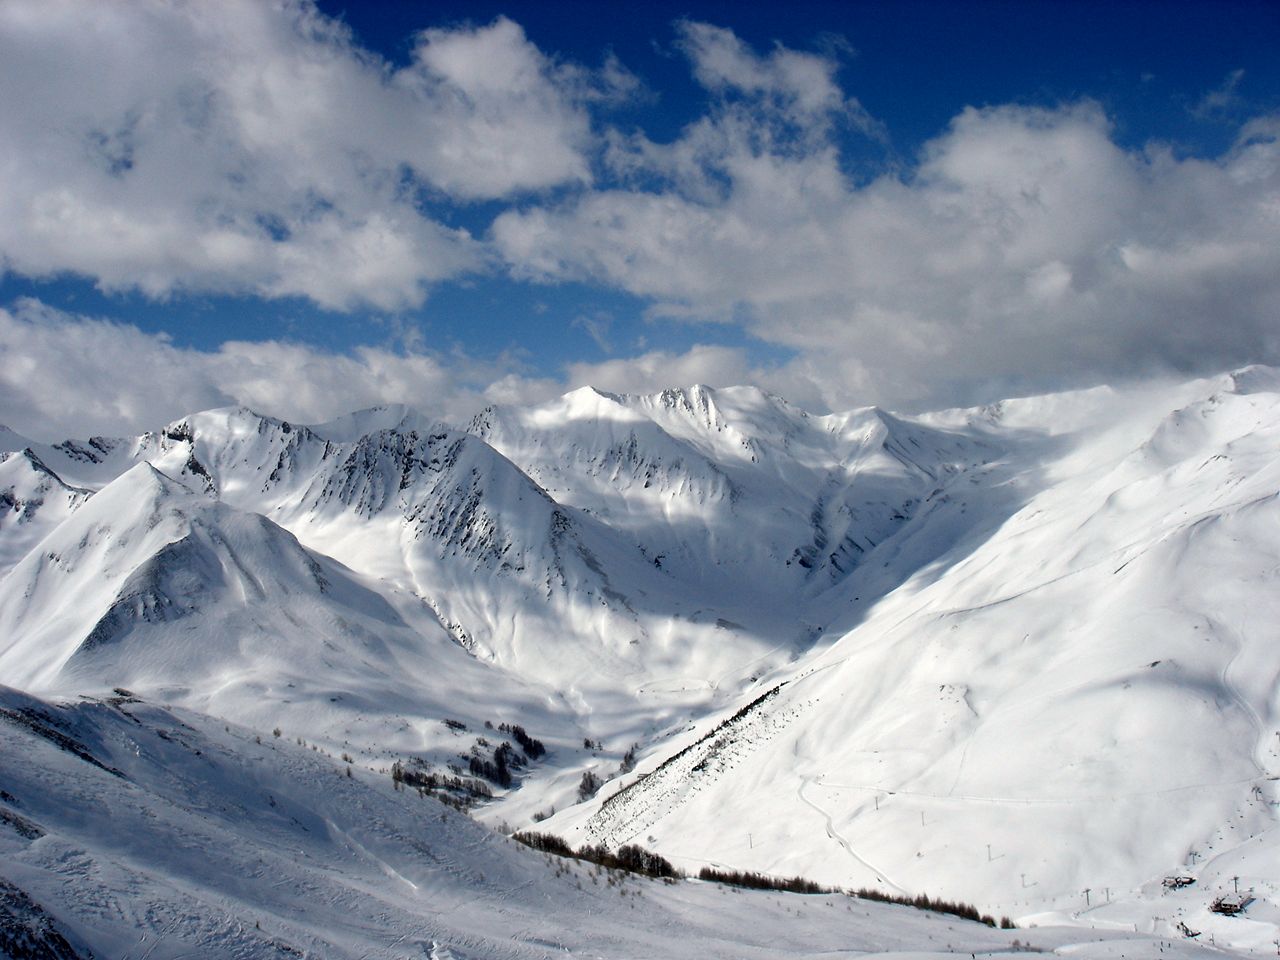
[512,831,1012,927]
[697,866,827,894]
[513,831,680,879]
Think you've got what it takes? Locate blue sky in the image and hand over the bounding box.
[1,0,1278,438]
[326,0,1278,154]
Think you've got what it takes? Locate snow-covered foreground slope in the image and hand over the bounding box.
[2,368,1280,954]
[0,685,1235,959]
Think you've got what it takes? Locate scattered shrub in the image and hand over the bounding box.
[513,829,1003,926]
[611,844,680,879]
[602,683,787,812]
[391,760,493,804]
[853,887,999,926]
[500,723,546,759]
[514,830,574,858]
[619,742,638,774]
[469,742,516,788]
[512,833,680,879]
[577,769,602,802]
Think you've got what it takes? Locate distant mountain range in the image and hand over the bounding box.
[2,367,1279,955]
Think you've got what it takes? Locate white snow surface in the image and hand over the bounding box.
[0,685,1240,959]
[2,368,1280,955]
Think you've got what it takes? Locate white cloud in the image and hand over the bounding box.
[0,1,599,310]
[0,299,519,439]
[1193,68,1246,118]
[4,12,1278,414]
[495,26,1280,410]
[570,311,615,353]
[677,21,841,118]
[563,344,759,396]
[0,299,787,442]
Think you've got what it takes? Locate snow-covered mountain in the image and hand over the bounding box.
[0,447,91,575]
[472,384,995,608]
[551,368,1280,945]
[2,368,1280,954]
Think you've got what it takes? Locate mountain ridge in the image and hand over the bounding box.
[1,368,1279,952]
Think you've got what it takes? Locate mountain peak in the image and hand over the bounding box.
[0,422,35,453]
[310,403,432,442]
[1225,362,1280,396]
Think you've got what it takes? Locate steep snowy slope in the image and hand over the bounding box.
[0,684,1232,960]
[0,462,579,774]
[0,424,35,454]
[551,369,1280,951]
[3,387,1002,701]
[3,409,698,688]
[473,384,997,615]
[276,422,676,684]
[9,405,831,699]
[0,449,90,576]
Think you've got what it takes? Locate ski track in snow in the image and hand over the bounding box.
[795,766,904,892]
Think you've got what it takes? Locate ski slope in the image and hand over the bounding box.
[0,684,1239,959]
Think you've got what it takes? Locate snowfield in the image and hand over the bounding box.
[0,685,1244,959]
[2,367,1279,956]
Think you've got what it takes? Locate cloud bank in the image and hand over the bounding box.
[0,299,520,439]
[2,1,1278,429]
[495,49,1280,409]
[0,0,603,310]
[0,300,771,441]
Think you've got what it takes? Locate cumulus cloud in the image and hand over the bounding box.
[570,311,615,353]
[0,1,602,310]
[4,12,1279,414]
[0,298,791,442]
[495,28,1280,410]
[563,344,760,396]
[677,20,848,124]
[0,299,544,439]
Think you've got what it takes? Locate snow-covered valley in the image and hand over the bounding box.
[2,368,1279,956]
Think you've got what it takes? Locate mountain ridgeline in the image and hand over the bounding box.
[2,370,1280,943]
[0,385,999,691]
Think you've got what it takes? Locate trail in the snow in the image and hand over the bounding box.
[796,772,904,893]
[792,731,903,893]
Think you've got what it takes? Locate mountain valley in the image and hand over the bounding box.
[3,369,1279,956]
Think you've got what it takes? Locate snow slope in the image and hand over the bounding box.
[0,461,584,783]
[473,384,996,614]
[0,449,90,576]
[551,370,1280,951]
[0,684,1234,960]
[1,368,1279,954]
